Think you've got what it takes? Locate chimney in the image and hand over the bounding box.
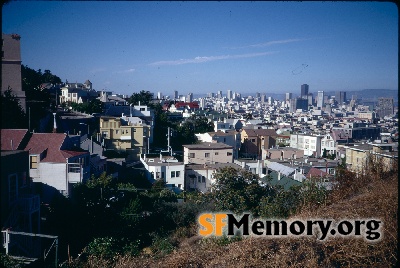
[52,113,57,133]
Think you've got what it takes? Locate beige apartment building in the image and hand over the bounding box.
[183,142,234,165]
[100,116,150,160]
[345,143,397,174]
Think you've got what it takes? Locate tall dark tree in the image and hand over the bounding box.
[21,65,62,131]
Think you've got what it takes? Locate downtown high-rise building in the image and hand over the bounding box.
[317,91,324,108]
[217,90,222,98]
[285,92,292,102]
[335,91,347,105]
[301,84,309,98]
[157,91,163,100]
[227,90,233,100]
[174,90,178,99]
[376,97,394,118]
[187,92,193,102]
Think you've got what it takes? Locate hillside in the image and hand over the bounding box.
[71,163,398,268]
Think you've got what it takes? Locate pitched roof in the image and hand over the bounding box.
[306,167,330,178]
[23,133,80,163]
[1,129,29,150]
[183,142,233,150]
[243,128,277,137]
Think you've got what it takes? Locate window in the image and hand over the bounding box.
[30,155,38,169]
[251,139,256,142]
[140,108,146,111]
[205,153,210,158]
[116,130,119,134]
[171,171,176,178]
[227,152,233,156]
[102,131,108,138]
[202,176,206,183]
[176,171,180,177]
[215,152,219,156]
[189,153,195,158]
[198,176,201,183]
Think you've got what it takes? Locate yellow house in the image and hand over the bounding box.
[345,143,397,174]
[100,116,149,160]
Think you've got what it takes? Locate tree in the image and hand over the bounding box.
[0,87,27,129]
[211,167,276,215]
[128,90,154,105]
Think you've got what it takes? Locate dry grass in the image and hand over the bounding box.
[72,161,398,268]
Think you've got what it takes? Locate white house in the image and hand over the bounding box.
[140,154,185,192]
[290,134,322,157]
[320,133,337,157]
[1,130,91,202]
[185,163,242,193]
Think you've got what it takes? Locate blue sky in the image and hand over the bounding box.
[2,1,398,97]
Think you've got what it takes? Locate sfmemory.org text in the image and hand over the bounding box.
[198,213,382,242]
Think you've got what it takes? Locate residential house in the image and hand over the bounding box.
[290,134,322,157]
[262,147,304,160]
[345,143,398,174]
[240,128,278,159]
[183,142,234,165]
[140,154,185,192]
[99,116,150,160]
[234,159,266,178]
[320,133,337,157]
[1,150,40,234]
[1,129,91,202]
[59,80,97,104]
[185,162,242,193]
[195,130,241,159]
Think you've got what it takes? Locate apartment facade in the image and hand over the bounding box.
[100,116,150,160]
[183,142,233,165]
[290,134,322,157]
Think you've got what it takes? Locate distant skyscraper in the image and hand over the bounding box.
[301,84,309,98]
[157,91,162,99]
[335,91,347,105]
[261,94,266,103]
[217,90,222,98]
[317,91,324,108]
[227,90,232,100]
[187,92,193,102]
[296,98,308,111]
[256,92,261,98]
[199,98,205,109]
[307,93,313,106]
[174,90,178,99]
[285,93,292,102]
[376,97,394,118]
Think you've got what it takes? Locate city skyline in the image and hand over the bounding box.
[2,1,398,96]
